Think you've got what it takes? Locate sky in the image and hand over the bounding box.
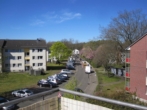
[0,0,147,43]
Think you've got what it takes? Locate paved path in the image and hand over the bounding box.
[74,59,98,95]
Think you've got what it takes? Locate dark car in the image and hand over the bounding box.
[66,65,75,70]
[59,72,70,79]
[0,96,15,110]
[37,79,57,88]
[56,74,67,82]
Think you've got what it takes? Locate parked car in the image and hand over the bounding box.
[57,73,69,81]
[47,76,62,85]
[37,79,57,88]
[61,69,74,75]
[0,96,15,110]
[56,74,66,82]
[12,90,27,98]
[22,89,33,96]
[59,72,70,79]
[66,65,75,70]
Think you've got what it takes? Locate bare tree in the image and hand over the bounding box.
[102,9,147,49]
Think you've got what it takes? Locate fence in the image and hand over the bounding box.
[18,97,58,110]
[1,88,147,110]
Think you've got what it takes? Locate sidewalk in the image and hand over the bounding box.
[84,70,98,95]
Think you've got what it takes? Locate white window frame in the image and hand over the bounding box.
[18,63,22,67]
[38,49,43,52]
[18,56,21,60]
[38,63,43,66]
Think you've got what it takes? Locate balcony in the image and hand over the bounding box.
[25,56,30,60]
[125,72,130,78]
[126,58,130,63]
[125,67,130,78]
[25,62,30,66]
[125,86,130,91]
[125,79,130,92]
[125,52,130,63]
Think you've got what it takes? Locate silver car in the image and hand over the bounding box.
[61,69,74,75]
[12,89,33,97]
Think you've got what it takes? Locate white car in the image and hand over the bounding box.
[22,89,33,96]
[47,75,62,84]
[12,89,33,97]
[61,69,73,75]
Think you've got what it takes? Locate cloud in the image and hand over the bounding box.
[43,11,82,23]
[57,12,81,23]
[30,19,45,26]
[30,11,82,26]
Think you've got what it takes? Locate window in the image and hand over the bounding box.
[18,63,22,67]
[33,63,35,66]
[18,56,21,60]
[38,56,43,59]
[38,63,43,66]
[32,56,35,59]
[38,49,43,52]
[13,64,16,67]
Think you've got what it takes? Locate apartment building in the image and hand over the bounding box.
[0,39,48,72]
[125,33,147,101]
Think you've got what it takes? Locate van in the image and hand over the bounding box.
[85,65,91,74]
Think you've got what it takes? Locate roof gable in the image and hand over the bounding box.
[126,33,147,50]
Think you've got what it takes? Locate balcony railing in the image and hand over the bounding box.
[25,57,30,60]
[126,58,130,63]
[125,73,130,78]
[1,88,147,110]
[125,52,130,63]
[125,67,130,78]
[25,62,30,66]
[125,86,130,91]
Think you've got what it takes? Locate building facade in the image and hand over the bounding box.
[125,33,147,101]
[0,40,3,73]
[0,39,48,72]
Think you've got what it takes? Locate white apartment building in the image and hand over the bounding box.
[1,39,48,72]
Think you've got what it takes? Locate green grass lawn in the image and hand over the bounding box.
[95,67,125,95]
[0,70,60,94]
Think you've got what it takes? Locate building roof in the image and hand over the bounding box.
[0,39,47,49]
[126,33,147,50]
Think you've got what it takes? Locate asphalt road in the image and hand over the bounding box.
[16,58,97,109]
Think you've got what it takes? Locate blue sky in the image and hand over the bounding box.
[0,0,147,43]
